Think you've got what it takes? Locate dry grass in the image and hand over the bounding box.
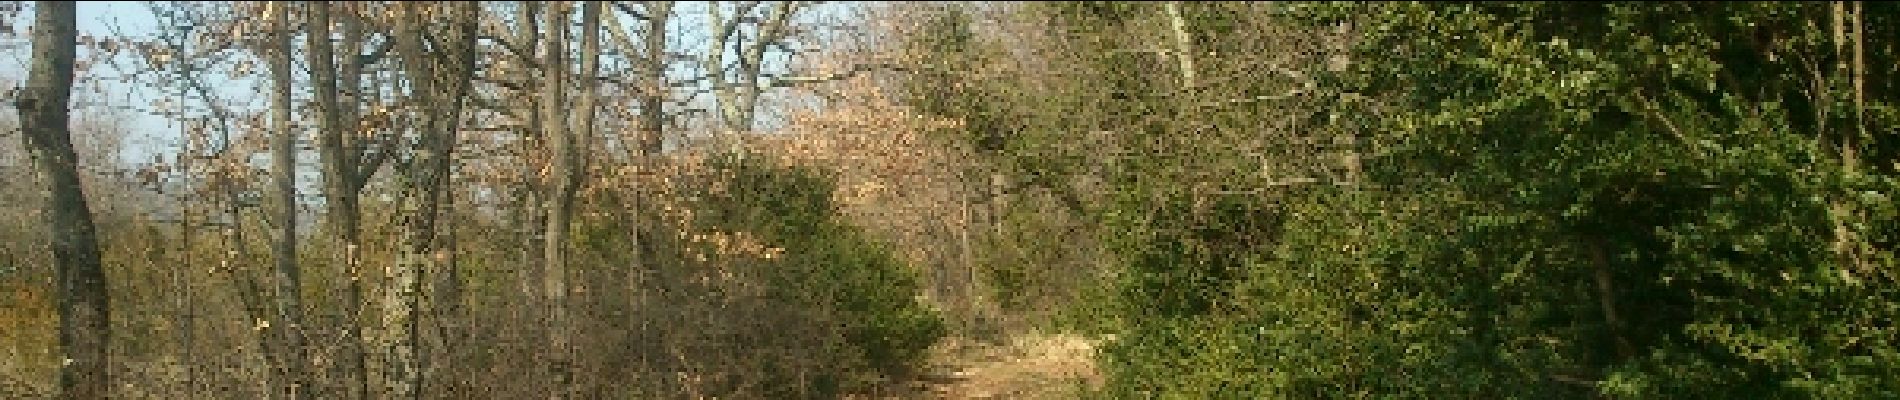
[0,281,55,399]
[873,332,1105,400]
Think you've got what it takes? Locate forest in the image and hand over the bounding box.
[3,1,1898,399]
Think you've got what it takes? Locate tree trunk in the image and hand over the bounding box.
[381,3,479,398]
[174,123,199,398]
[1825,1,1867,280]
[307,2,374,397]
[1831,1,1858,168]
[269,3,310,398]
[629,1,673,382]
[1850,1,1865,153]
[542,2,576,397]
[959,172,980,329]
[700,1,794,156]
[510,6,549,380]
[430,183,466,399]
[704,2,735,144]
[731,2,797,135]
[639,2,672,157]
[576,1,601,184]
[1163,1,1199,92]
[15,2,109,398]
[1586,236,1635,361]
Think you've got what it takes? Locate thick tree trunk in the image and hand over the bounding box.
[15,2,109,399]
[541,2,577,397]
[429,185,466,399]
[380,3,479,398]
[269,3,310,398]
[307,3,373,397]
[381,200,427,400]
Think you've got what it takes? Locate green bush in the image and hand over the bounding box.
[1088,2,1900,398]
[689,156,947,395]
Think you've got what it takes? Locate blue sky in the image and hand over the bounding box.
[1,0,866,225]
[3,1,844,169]
[4,2,169,165]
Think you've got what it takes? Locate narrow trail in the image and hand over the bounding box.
[881,333,1106,399]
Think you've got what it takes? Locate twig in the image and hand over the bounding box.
[1633,91,1709,159]
[1548,373,1600,388]
[1191,65,1316,110]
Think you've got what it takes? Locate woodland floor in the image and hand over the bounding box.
[1,322,1109,400]
[874,332,1106,400]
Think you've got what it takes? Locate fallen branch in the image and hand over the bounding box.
[1548,373,1600,388]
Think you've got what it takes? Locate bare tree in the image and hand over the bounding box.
[13,1,109,398]
[307,2,396,396]
[575,2,601,188]
[267,3,310,398]
[376,2,480,398]
[598,1,675,384]
[635,2,673,157]
[540,1,576,397]
[704,1,805,143]
[511,3,550,355]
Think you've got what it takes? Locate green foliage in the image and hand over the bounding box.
[953,1,1900,398]
[1328,3,1900,397]
[691,157,947,394]
[1105,191,1277,320]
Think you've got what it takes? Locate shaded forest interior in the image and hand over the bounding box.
[4,2,1900,399]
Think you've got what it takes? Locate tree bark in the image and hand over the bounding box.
[626,1,673,382]
[638,2,672,157]
[703,1,800,152]
[1163,2,1199,92]
[1850,0,1866,171]
[731,1,798,134]
[1831,1,1858,168]
[576,2,601,184]
[541,2,576,397]
[380,3,479,398]
[307,2,374,397]
[1824,1,1867,280]
[704,2,737,140]
[269,3,310,398]
[15,2,109,398]
[1586,236,1635,361]
[507,4,551,391]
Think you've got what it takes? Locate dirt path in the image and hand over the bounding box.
[884,333,1106,399]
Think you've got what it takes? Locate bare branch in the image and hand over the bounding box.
[612,1,649,21]
[479,34,539,69]
[356,36,396,69]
